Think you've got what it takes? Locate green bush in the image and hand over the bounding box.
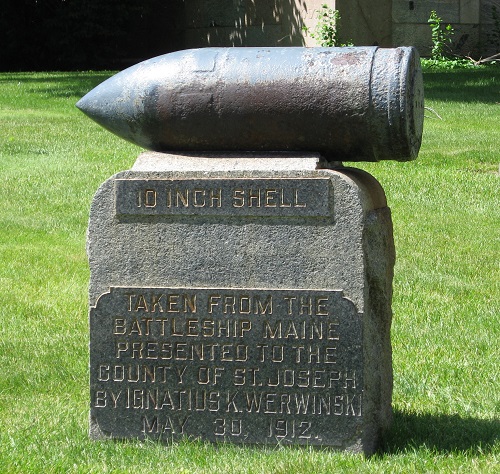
[428,10,454,60]
[303,4,352,47]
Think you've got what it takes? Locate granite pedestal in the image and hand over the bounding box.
[88,152,394,454]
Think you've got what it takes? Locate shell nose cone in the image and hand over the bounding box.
[76,76,121,121]
[76,73,145,146]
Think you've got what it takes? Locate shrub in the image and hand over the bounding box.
[303,4,352,47]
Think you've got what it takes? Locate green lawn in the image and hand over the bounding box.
[0,65,498,473]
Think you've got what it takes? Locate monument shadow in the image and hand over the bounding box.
[382,409,499,455]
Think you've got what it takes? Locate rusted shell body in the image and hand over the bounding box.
[77,47,424,162]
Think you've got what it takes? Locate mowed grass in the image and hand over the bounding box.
[0,66,498,473]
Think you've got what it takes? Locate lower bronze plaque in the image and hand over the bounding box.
[90,287,363,445]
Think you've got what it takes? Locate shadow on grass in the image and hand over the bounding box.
[0,72,114,100]
[383,409,499,455]
[423,65,499,104]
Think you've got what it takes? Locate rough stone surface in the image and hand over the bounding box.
[88,153,394,454]
[393,0,460,24]
[335,0,392,47]
[131,151,329,172]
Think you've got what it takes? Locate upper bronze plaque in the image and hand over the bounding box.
[115,178,332,217]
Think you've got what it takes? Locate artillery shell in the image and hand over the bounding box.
[76,47,424,162]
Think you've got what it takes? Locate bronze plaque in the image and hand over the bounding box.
[90,287,363,445]
[115,179,332,217]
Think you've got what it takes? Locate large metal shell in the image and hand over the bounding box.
[77,47,424,162]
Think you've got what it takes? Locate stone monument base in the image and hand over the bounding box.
[88,152,394,455]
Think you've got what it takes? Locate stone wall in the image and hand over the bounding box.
[180,0,499,56]
[181,0,392,48]
[183,0,310,47]
[480,0,500,56]
[393,0,500,57]
[335,0,393,47]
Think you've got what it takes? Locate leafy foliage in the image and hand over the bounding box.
[303,4,352,47]
[428,10,455,60]
[425,9,500,68]
[421,58,480,70]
